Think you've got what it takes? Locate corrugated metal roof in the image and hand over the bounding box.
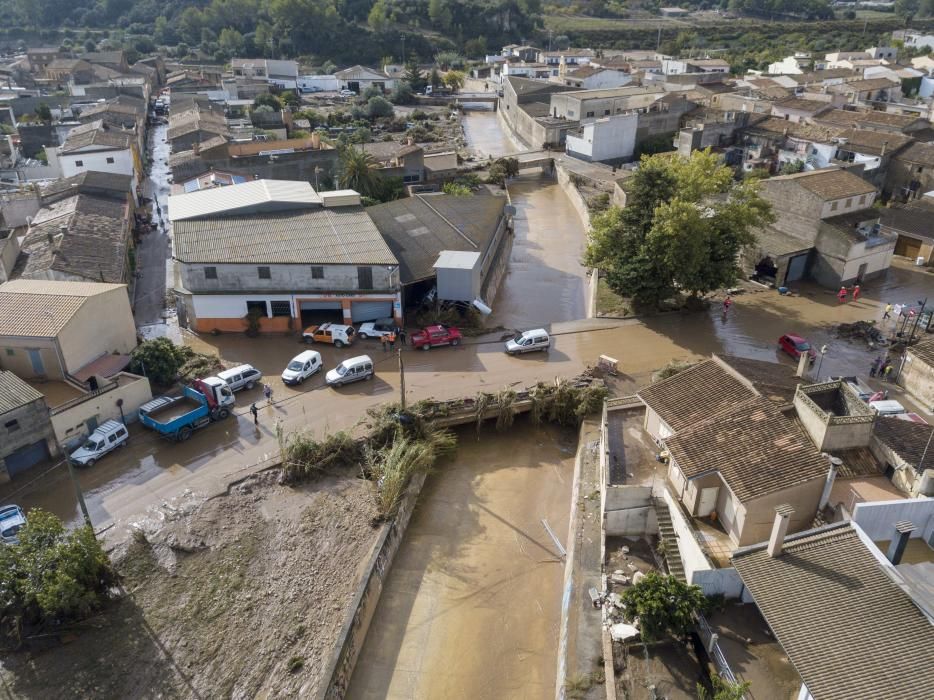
[0,370,44,414]
[0,280,124,337]
[733,523,934,700]
[173,207,397,265]
[168,180,322,221]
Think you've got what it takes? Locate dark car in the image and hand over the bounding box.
[778,334,816,362]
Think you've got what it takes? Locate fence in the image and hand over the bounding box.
[696,614,751,699]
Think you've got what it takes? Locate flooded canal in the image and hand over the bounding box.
[347,420,576,699]
[462,109,590,329]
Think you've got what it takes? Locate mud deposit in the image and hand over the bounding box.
[348,420,576,700]
[0,471,379,699]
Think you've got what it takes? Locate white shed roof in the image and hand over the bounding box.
[168,179,322,221]
[434,250,482,270]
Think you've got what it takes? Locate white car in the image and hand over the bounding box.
[358,318,396,339]
[70,420,128,467]
[869,399,906,416]
[339,89,355,97]
[326,355,374,387]
[282,350,323,386]
[0,505,26,544]
[505,328,551,354]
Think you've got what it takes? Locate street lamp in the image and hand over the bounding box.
[816,344,828,378]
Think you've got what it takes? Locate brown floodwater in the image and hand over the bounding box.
[346,419,576,700]
[460,108,518,159]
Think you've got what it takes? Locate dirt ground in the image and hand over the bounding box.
[615,640,705,700]
[0,470,380,699]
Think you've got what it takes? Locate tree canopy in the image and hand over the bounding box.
[620,572,706,642]
[584,149,773,309]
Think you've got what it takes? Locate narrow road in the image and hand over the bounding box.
[134,121,172,331]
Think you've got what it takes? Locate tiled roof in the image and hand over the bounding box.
[666,396,828,501]
[80,51,125,65]
[908,336,934,366]
[0,370,44,413]
[894,141,934,166]
[0,280,124,337]
[745,116,842,142]
[879,201,934,239]
[60,120,133,153]
[40,171,132,201]
[732,523,934,700]
[717,355,803,405]
[780,168,876,200]
[173,207,397,265]
[835,128,912,155]
[773,97,831,113]
[637,358,757,433]
[873,415,934,473]
[814,108,922,130]
[842,77,900,91]
[15,194,129,283]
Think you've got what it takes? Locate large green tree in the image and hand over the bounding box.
[337,145,382,199]
[620,572,706,642]
[584,149,773,309]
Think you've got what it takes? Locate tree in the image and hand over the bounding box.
[619,572,706,642]
[253,92,282,111]
[428,0,452,29]
[34,103,52,123]
[0,509,116,647]
[780,159,804,175]
[443,70,466,92]
[367,0,391,32]
[435,51,464,70]
[218,27,245,56]
[337,145,382,199]
[83,38,97,53]
[390,81,415,105]
[584,150,773,308]
[429,68,442,88]
[280,90,300,108]
[129,337,188,386]
[367,96,394,119]
[895,0,920,20]
[402,59,427,93]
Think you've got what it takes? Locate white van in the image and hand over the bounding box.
[282,350,322,385]
[217,364,263,392]
[70,420,129,466]
[869,399,907,416]
[326,355,374,387]
[505,328,551,355]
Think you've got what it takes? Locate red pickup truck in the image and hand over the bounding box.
[410,324,462,350]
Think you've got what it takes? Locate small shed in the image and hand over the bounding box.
[434,250,482,302]
[659,7,689,16]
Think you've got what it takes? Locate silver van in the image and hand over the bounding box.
[70,420,129,467]
[326,355,374,387]
[217,364,263,392]
[505,328,550,355]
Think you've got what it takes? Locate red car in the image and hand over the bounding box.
[778,334,816,362]
[411,324,462,350]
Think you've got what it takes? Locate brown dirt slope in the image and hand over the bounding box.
[0,470,379,699]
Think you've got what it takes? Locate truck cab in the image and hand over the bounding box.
[198,377,236,411]
[410,324,462,350]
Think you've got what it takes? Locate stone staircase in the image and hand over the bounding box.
[654,498,685,582]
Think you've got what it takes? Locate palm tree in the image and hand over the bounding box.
[337,146,382,199]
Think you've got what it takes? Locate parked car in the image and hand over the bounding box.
[326,355,374,386]
[778,334,816,362]
[303,323,356,348]
[282,350,323,385]
[505,328,550,355]
[217,364,263,392]
[69,420,128,467]
[358,318,396,340]
[339,89,355,97]
[411,324,462,350]
[869,399,907,416]
[0,505,26,545]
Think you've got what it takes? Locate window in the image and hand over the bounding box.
[845,198,853,208]
[586,111,595,118]
[357,266,373,290]
[74,160,84,167]
[270,300,292,317]
[568,110,575,117]
[604,109,610,116]
[831,201,839,211]
[859,194,866,205]
[204,266,217,279]
[919,166,924,174]
[4,419,19,432]
[4,348,13,356]
[258,266,271,279]
[246,300,267,316]
[105,157,115,164]
[311,266,324,279]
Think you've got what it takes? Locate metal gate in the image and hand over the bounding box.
[5,440,49,476]
[785,253,809,283]
[351,301,392,323]
[299,301,342,311]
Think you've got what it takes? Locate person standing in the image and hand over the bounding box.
[396,326,406,346]
[852,284,860,301]
[883,361,894,382]
[882,303,892,319]
[381,334,389,353]
[837,287,848,304]
[870,356,881,378]
[250,402,259,424]
[387,330,396,351]
[263,383,273,404]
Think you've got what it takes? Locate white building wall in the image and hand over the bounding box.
[567,113,637,163]
[839,242,894,281]
[852,497,934,542]
[58,148,137,196]
[578,71,633,90]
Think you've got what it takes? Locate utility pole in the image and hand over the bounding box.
[401,33,406,63]
[656,27,662,52]
[65,457,93,528]
[398,347,406,411]
[908,297,928,344]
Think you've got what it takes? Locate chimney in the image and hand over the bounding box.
[818,456,840,510]
[880,140,888,157]
[767,504,794,558]
[886,521,915,565]
[192,142,200,155]
[796,349,809,378]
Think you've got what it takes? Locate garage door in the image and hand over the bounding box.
[785,253,809,283]
[5,440,49,477]
[299,301,342,311]
[894,235,922,259]
[351,301,392,322]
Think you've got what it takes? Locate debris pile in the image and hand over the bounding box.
[835,320,888,346]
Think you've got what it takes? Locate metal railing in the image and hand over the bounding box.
[696,614,751,699]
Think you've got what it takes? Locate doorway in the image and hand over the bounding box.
[27,349,44,375]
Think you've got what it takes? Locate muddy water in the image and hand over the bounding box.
[461,108,518,159]
[347,420,576,700]
[489,177,589,329]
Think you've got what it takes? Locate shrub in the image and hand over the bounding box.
[0,510,116,649]
[619,571,705,642]
[442,182,472,196]
[366,96,394,119]
[588,192,610,213]
[129,337,187,385]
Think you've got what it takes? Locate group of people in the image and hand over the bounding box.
[870,356,895,381]
[380,327,406,352]
[250,384,274,425]
[837,285,861,304]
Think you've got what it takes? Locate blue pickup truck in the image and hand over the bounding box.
[139,378,236,441]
